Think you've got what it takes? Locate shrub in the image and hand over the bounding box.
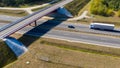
[90,1,109,16]
[90,0,120,16]
[106,9,114,16]
[117,10,120,17]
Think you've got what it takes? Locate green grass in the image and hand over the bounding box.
[78,0,91,15]
[74,0,120,27]
[65,0,120,28]
[0,9,28,17]
[0,0,60,16]
[6,34,120,68]
[0,20,11,23]
[32,0,62,12]
[0,41,17,67]
[32,5,51,12]
[91,15,120,27]
[76,13,120,27]
[65,0,90,16]
[17,35,120,57]
[40,38,120,57]
[0,0,53,7]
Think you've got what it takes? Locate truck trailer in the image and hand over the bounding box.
[90,23,115,30]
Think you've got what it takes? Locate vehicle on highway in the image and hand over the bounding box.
[68,25,75,29]
[89,23,115,30]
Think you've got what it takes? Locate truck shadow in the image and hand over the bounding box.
[93,29,120,33]
[111,30,120,33]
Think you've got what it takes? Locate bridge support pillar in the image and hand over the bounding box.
[34,20,37,27]
[29,20,37,27]
[57,7,73,17]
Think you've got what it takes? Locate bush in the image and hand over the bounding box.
[90,1,109,16]
[117,10,120,17]
[0,0,53,7]
[90,0,120,17]
[0,41,17,67]
[106,9,114,16]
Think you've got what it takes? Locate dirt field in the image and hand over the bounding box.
[5,34,120,68]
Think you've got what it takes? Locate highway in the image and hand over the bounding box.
[0,19,120,48]
[42,30,120,47]
[19,26,120,48]
[0,0,73,39]
[1,19,120,36]
[0,14,120,37]
[8,20,120,48]
[56,21,120,36]
[26,20,120,36]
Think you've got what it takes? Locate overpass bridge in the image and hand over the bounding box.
[0,0,73,39]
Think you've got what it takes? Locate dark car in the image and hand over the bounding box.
[68,25,75,29]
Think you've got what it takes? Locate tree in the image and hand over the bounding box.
[90,0,120,16]
[117,10,120,17]
[0,0,53,7]
[106,9,114,16]
[90,0,108,16]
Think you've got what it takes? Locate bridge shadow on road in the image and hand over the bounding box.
[18,15,69,47]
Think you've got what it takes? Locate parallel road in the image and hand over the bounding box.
[0,0,73,39]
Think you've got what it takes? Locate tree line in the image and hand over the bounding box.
[90,0,120,17]
[0,0,52,7]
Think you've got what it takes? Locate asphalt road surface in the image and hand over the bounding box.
[25,29,120,48]
[17,20,120,48]
[43,21,120,36]
[0,19,120,48]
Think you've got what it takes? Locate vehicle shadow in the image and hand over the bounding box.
[111,29,120,33]
[93,29,120,33]
[18,14,69,47]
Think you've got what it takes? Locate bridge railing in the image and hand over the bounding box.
[0,0,73,39]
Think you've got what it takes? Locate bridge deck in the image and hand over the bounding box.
[0,0,73,39]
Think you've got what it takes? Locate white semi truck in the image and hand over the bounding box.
[90,23,115,30]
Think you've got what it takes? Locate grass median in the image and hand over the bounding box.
[40,38,120,57]
[0,9,28,17]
